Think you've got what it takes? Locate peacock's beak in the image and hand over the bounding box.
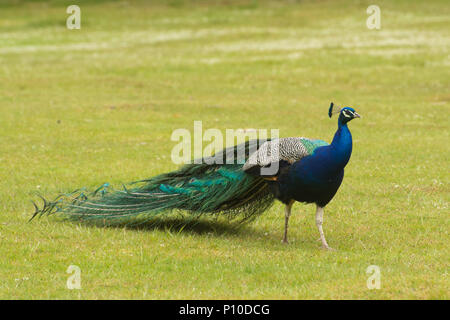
[353,112,361,118]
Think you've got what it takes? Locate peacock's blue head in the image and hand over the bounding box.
[328,103,361,125]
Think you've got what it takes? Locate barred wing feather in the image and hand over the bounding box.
[242,137,328,172]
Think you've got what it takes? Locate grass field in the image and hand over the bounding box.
[0,0,448,299]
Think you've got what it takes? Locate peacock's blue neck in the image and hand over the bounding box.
[289,118,354,185]
[329,121,353,170]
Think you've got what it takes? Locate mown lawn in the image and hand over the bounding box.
[0,0,448,299]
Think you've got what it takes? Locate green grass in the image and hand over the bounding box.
[0,0,449,299]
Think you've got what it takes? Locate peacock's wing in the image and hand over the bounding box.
[242,137,328,174]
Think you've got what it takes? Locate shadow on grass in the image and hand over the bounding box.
[69,216,265,239]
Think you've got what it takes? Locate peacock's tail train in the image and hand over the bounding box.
[31,140,274,224]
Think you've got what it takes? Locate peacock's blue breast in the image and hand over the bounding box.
[281,147,345,207]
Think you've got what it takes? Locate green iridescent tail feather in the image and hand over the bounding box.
[31,140,274,224]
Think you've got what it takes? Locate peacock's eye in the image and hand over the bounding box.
[342,110,353,118]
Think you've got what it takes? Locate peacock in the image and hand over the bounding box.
[32,103,360,250]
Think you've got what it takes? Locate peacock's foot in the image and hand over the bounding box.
[282,238,289,244]
[321,245,335,251]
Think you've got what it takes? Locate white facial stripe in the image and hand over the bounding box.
[342,110,353,118]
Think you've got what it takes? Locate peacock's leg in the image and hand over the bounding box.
[283,200,294,244]
[315,205,333,250]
